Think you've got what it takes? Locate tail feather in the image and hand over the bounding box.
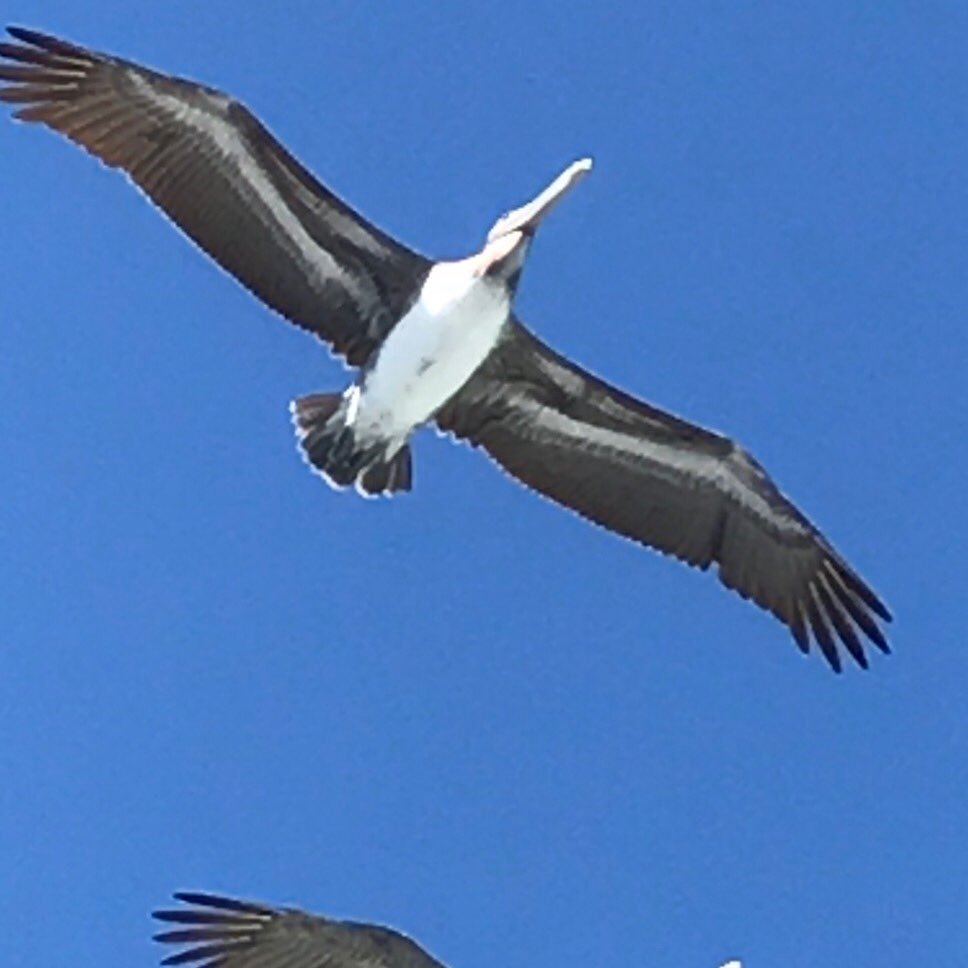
[290,392,413,497]
[360,446,412,494]
[291,391,342,428]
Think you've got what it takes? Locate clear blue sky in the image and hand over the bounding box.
[1,3,964,966]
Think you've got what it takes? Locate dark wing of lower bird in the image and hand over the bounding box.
[0,27,430,365]
[153,892,449,968]
[437,320,891,671]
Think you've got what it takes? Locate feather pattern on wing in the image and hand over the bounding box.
[0,27,430,365]
[437,321,891,671]
[153,892,450,968]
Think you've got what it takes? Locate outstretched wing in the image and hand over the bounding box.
[153,892,449,968]
[0,27,430,365]
[438,321,892,671]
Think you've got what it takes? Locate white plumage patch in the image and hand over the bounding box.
[350,259,510,443]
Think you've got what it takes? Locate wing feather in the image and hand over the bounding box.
[438,321,891,670]
[153,892,449,968]
[0,27,430,365]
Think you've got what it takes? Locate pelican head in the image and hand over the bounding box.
[473,157,593,284]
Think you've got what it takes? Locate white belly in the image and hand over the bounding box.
[352,261,510,442]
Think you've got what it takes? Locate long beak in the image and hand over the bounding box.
[486,157,593,243]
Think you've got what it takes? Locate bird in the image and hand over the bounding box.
[153,890,448,968]
[0,27,891,670]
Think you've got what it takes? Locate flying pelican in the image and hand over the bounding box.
[154,891,446,968]
[0,27,892,670]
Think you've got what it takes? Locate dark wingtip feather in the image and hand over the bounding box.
[160,947,213,967]
[859,611,891,655]
[874,600,893,623]
[172,891,269,914]
[155,929,223,944]
[152,910,234,926]
[835,560,893,623]
[164,941,247,966]
[806,593,842,673]
[858,579,892,623]
[0,41,44,63]
[6,26,49,45]
[790,609,810,655]
[6,26,79,53]
[160,949,196,966]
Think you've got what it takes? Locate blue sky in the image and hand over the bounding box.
[1,3,965,966]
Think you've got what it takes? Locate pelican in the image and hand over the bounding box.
[154,891,447,968]
[0,27,892,669]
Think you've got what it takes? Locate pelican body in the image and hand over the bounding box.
[291,160,590,494]
[0,27,892,669]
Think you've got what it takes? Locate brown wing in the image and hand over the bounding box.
[438,321,891,671]
[153,892,449,968]
[0,27,430,365]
